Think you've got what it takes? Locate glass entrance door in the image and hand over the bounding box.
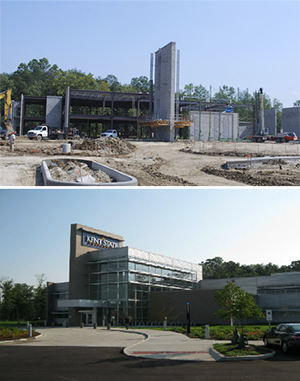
[81,311,93,326]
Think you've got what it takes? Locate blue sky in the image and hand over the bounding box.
[0,188,299,286]
[1,0,300,107]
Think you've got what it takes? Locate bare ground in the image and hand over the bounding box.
[1,137,300,186]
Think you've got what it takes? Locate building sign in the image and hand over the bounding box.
[82,231,120,250]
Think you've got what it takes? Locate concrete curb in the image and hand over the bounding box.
[223,155,300,169]
[209,346,276,362]
[120,329,150,357]
[41,158,138,186]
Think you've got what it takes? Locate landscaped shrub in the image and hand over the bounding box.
[167,325,269,340]
[0,327,31,341]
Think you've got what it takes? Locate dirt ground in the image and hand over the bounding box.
[1,137,300,186]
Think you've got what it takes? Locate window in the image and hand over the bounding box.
[118,261,127,270]
[108,273,118,283]
[100,263,107,272]
[100,274,107,283]
[90,285,98,300]
[89,274,98,283]
[119,271,128,282]
[108,262,117,271]
[119,284,127,299]
[100,286,107,299]
[108,285,117,299]
[136,263,148,272]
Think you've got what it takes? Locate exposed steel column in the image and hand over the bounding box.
[110,93,114,129]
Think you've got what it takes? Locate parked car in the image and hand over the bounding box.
[100,129,123,138]
[263,323,300,353]
[100,129,118,138]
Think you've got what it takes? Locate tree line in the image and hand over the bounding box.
[201,257,300,279]
[0,274,47,322]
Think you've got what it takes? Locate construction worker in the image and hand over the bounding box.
[10,132,16,152]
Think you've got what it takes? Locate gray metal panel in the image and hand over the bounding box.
[255,109,277,135]
[200,272,300,295]
[259,293,300,309]
[46,96,62,128]
[257,272,300,287]
[191,111,239,141]
[200,277,258,294]
[282,107,300,136]
[154,42,176,142]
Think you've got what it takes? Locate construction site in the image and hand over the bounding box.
[2,137,300,186]
[1,42,300,186]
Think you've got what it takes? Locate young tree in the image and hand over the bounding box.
[33,274,47,320]
[214,280,263,347]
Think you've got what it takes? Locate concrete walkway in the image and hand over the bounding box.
[0,327,265,362]
[123,329,215,361]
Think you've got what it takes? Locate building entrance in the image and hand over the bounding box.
[79,310,94,326]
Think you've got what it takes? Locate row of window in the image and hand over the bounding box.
[88,261,197,281]
[258,287,300,294]
[89,283,178,301]
[53,291,69,299]
[89,272,194,289]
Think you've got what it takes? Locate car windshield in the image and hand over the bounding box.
[290,325,300,332]
[105,130,113,133]
[34,126,43,131]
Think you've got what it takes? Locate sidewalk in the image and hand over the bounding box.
[123,329,215,361]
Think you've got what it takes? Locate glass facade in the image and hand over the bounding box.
[87,250,199,325]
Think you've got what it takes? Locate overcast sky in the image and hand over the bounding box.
[0,188,299,286]
[1,0,299,108]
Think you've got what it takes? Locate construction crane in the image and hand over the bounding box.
[0,89,14,139]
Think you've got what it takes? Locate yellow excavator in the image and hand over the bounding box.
[0,89,15,140]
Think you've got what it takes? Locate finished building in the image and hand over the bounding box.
[47,224,202,327]
[47,223,300,327]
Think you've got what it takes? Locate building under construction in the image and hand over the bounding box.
[10,41,297,142]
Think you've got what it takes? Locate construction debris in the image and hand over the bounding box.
[49,159,113,184]
[77,137,136,156]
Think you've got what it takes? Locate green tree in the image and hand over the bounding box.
[194,84,209,100]
[10,58,59,99]
[293,100,300,107]
[49,69,98,96]
[0,279,34,321]
[290,260,300,271]
[215,281,263,346]
[200,257,226,279]
[12,283,34,321]
[213,85,236,102]
[0,278,14,320]
[130,76,150,93]
[104,74,122,92]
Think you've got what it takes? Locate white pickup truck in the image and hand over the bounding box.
[27,125,80,140]
[27,125,48,140]
[100,129,118,138]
